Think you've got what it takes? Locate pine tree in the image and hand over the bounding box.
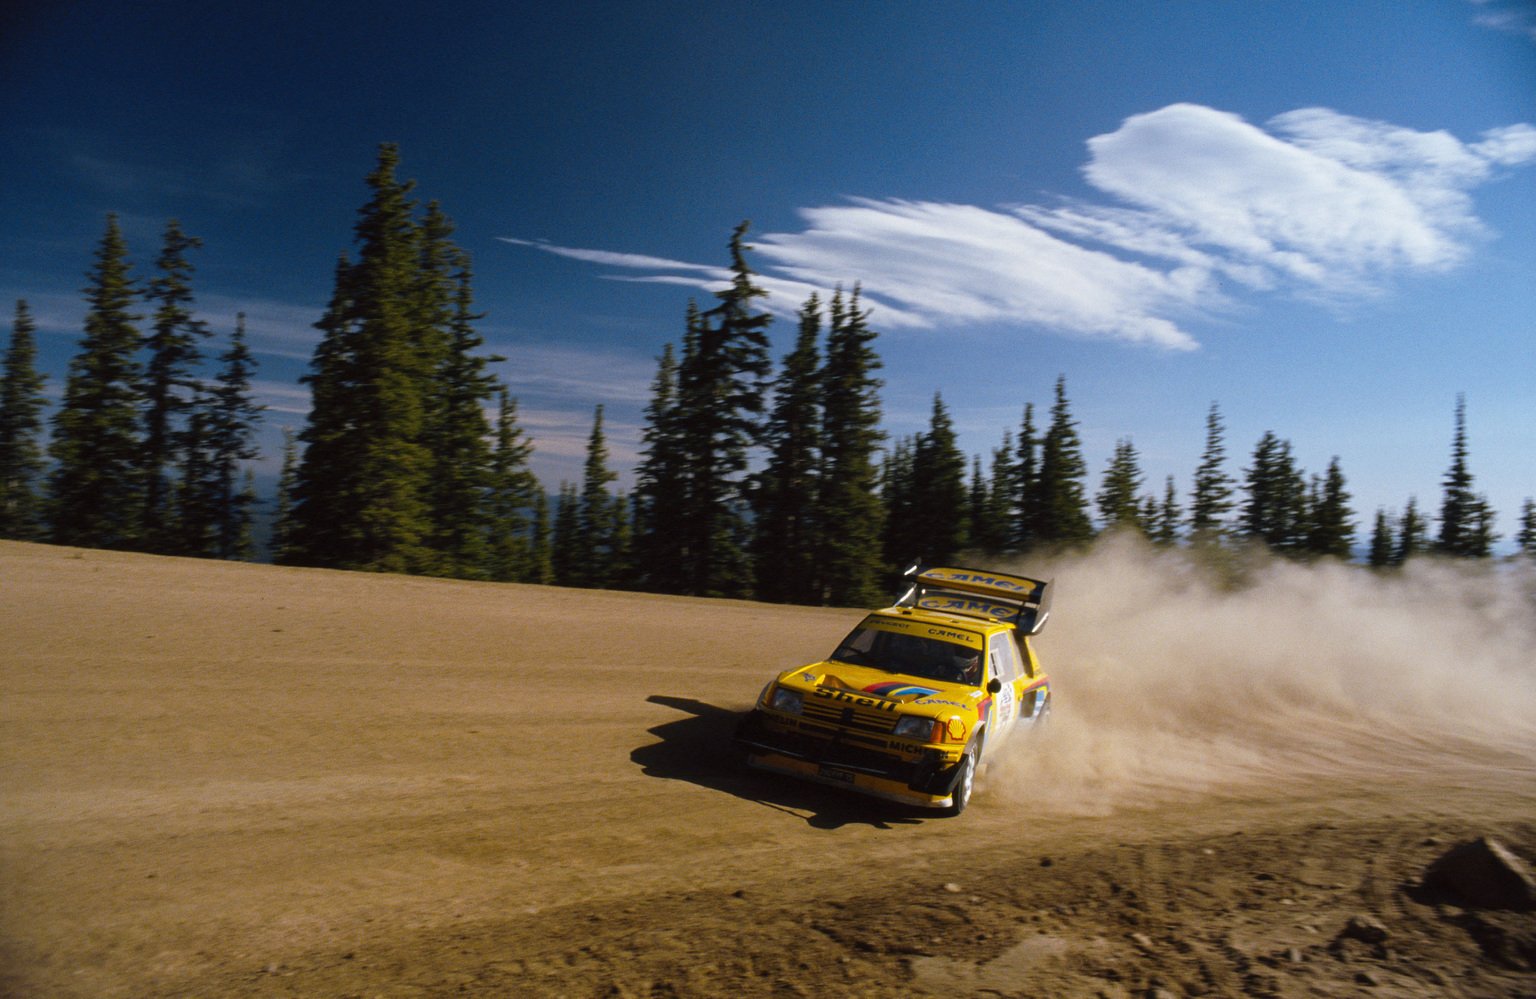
[1189,402,1234,540]
[203,313,263,559]
[571,404,618,588]
[140,220,209,550]
[880,436,917,570]
[1515,498,1536,558]
[1240,432,1307,554]
[632,341,687,591]
[903,394,968,564]
[1368,509,1394,568]
[1435,394,1484,558]
[551,482,580,586]
[671,223,773,597]
[973,430,1015,554]
[1467,495,1500,558]
[270,428,300,563]
[0,300,49,539]
[289,144,435,573]
[1013,403,1042,549]
[813,287,885,607]
[1306,456,1354,559]
[424,267,500,577]
[50,214,146,549]
[968,456,988,550]
[1095,438,1144,533]
[1029,376,1093,545]
[752,293,823,603]
[1394,496,1428,564]
[1152,476,1181,545]
[608,493,635,589]
[175,390,217,554]
[530,490,554,585]
[484,391,540,582]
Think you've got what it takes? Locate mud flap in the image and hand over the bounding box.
[909,749,965,796]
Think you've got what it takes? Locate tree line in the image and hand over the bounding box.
[1,219,262,557]
[3,145,1534,598]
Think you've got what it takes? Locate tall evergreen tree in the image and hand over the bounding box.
[899,393,968,564]
[752,293,823,603]
[1394,496,1429,564]
[1436,395,1487,558]
[484,391,541,582]
[880,436,917,570]
[270,428,300,564]
[1189,402,1234,540]
[424,267,501,577]
[0,300,49,539]
[632,341,688,591]
[968,456,988,550]
[175,390,217,554]
[1013,403,1042,549]
[1306,456,1354,559]
[671,223,773,597]
[1515,498,1536,558]
[1029,376,1093,545]
[550,481,580,586]
[289,144,435,573]
[972,430,1015,554]
[140,220,209,550]
[202,313,263,559]
[1240,432,1308,554]
[50,214,146,549]
[1467,495,1500,558]
[1368,509,1394,568]
[814,286,885,606]
[1095,438,1144,532]
[607,492,635,589]
[530,490,554,585]
[570,404,618,588]
[1152,476,1181,545]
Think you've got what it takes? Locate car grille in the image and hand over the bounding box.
[800,697,899,736]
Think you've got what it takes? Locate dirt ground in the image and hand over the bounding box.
[2,539,1534,998]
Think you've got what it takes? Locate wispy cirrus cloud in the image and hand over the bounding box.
[1466,0,1536,39]
[505,104,1536,351]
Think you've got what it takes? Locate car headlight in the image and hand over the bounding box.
[770,686,804,715]
[892,715,935,741]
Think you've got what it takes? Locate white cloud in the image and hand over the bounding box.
[507,104,1535,350]
[485,338,659,404]
[1466,0,1536,39]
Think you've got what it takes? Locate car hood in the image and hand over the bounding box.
[780,660,982,710]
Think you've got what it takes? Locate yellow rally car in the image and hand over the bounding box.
[735,562,1052,815]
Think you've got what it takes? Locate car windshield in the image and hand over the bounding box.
[829,625,982,686]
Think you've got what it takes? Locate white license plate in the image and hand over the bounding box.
[819,766,856,783]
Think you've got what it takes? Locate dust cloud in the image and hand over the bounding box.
[989,535,1536,815]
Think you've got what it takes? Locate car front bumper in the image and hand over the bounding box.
[734,709,967,807]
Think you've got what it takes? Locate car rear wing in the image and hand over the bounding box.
[892,562,1054,635]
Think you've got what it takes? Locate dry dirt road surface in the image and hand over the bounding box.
[2,540,1535,998]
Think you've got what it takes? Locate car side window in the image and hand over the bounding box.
[988,633,1018,684]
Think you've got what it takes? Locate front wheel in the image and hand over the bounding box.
[943,752,975,817]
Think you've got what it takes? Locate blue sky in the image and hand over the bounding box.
[2,0,1532,543]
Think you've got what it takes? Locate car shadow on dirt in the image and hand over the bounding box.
[632,694,925,830]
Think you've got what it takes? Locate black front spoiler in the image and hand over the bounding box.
[734,710,966,797]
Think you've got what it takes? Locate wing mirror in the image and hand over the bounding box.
[987,678,1003,694]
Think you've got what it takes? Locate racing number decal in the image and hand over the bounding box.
[997,681,1016,725]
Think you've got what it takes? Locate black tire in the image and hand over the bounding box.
[943,751,976,817]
